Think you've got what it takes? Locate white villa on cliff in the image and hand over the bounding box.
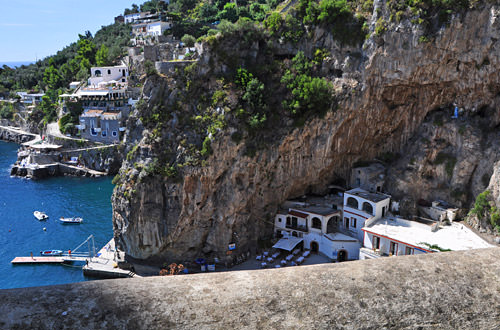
[360,215,492,259]
[87,65,128,88]
[273,186,491,263]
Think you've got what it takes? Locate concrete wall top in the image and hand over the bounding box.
[0,248,499,329]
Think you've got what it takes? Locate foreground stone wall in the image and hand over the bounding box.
[1,248,499,329]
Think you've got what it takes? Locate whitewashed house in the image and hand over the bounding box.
[359,216,492,260]
[342,188,391,242]
[132,20,171,37]
[69,81,81,89]
[146,21,171,36]
[274,206,360,261]
[16,92,45,104]
[124,12,142,23]
[88,65,128,88]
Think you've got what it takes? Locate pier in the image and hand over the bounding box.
[11,255,88,264]
[83,238,140,279]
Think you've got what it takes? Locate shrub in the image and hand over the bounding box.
[181,34,196,47]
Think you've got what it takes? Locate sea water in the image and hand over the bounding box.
[0,141,115,289]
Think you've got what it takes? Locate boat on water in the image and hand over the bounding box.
[40,250,63,256]
[59,217,83,224]
[33,211,48,221]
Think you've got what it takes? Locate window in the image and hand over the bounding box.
[344,217,349,229]
[405,246,414,255]
[389,241,398,256]
[278,218,282,223]
[346,197,358,209]
[312,217,322,230]
[286,217,291,226]
[102,130,107,137]
[362,202,373,215]
[350,217,357,228]
[112,131,118,137]
[94,70,102,77]
[292,217,298,227]
[373,236,380,249]
[107,69,111,74]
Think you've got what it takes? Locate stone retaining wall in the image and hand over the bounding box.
[0,248,498,329]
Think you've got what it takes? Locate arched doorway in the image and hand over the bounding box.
[338,250,348,262]
[310,241,319,253]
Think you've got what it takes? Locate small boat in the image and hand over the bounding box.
[34,211,48,221]
[40,250,63,256]
[59,217,83,224]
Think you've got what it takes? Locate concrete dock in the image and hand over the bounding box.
[83,238,140,279]
[11,255,88,264]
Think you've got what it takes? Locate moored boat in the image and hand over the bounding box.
[40,250,63,256]
[59,217,83,224]
[34,211,48,221]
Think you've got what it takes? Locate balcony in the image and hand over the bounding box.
[359,247,387,259]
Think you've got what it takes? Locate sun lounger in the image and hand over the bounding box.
[272,252,280,259]
[280,260,287,266]
[286,254,293,261]
[256,255,262,260]
[261,262,267,268]
[292,248,300,255]
[296,256,305,264]
[267,257,274,263]
[302,250,311,258]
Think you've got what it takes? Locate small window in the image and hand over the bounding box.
[286,217,291,226]
[122,78,125,82]
[351,217,357,228]
[344,217,349,229]
[278,218,282,223]
[102,131,107,137]
[405,246,414,255]
[107,69,111,74]
[373,236,380,249]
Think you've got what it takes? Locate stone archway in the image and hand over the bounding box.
[326,216,339,234]
[310,241,319,253]
[338,250,348,262]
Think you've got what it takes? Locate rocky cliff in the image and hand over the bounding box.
[113,2,500,264]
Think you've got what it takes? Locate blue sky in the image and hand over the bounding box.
[0,0,138,62]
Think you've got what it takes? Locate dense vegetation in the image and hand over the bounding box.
[469,190,500,233]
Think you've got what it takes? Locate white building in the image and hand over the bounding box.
[132,20,171,37]
[69,81,81,89]
[360,216,492,260]
[342,188,391,242]
[147,21,171,36]
[88,65,128,88]
[16,92,45,104]
[124,12,142,24]
[274,206,360,261]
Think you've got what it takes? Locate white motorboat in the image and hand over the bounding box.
[34,211,48,221]
[59,217,83,224]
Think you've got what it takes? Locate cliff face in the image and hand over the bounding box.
[113,3,500,263]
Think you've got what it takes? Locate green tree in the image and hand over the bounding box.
[181,34,196,47]
[96,44,110,66]
[39,95,58,124]
[76,34,97,64]
[217,3,239,23]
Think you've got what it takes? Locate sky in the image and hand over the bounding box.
[0,0,139,62]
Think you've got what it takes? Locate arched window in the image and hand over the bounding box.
[312,217,322,230]
[347,197,358,209]
[94,70,102,77]
[326,216,338,234]
[362,202,373,215]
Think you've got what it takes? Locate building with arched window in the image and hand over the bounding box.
[342,188,391,242]
[274,205,361,261]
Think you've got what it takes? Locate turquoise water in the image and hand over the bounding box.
[0,141,115,289]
